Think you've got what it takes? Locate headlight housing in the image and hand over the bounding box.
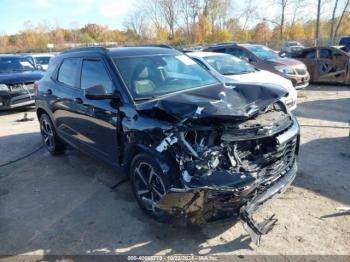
[0,84,9,91]
[275,65,294,75]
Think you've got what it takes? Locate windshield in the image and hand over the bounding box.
[0,57,35,73]
[245,45,278,60]
[113,54,219,100]
[203,54,256,75]
[34,56,51,65]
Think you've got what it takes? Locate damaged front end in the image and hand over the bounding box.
[126,83,299,245]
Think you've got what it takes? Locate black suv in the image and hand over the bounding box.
[36,46,300,244]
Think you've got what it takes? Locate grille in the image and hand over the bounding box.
[8,82,34,92]
[234,135,297,185]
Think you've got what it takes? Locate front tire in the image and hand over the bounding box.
[39,114,65,155]
[130,153,171,222]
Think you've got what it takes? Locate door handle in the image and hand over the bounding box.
[74,98,83,104]
[43,89,52,95]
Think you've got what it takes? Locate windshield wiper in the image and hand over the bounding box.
[222,71,254,75]
[239,70,255,74]
[222,72,240,75]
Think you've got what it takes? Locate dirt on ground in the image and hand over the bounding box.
[0,85,349,257]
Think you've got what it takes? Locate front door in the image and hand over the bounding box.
[73,58,119,164]
[315,48,348,83]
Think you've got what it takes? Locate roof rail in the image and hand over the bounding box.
[137,44,175,49]
[62,46,108,54]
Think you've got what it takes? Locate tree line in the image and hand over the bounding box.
[0,0,349,53]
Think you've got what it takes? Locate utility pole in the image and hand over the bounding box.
[315,0,321,46]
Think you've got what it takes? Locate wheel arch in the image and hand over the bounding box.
[122,143,180,184]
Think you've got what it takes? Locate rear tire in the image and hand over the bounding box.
[130,153,172,223]
[39,114,65,155]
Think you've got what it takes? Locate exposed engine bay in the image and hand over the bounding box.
[153,101,299,245]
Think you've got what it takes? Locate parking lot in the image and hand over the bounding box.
[0,84,349,256]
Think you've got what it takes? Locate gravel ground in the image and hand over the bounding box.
[0,84,349,257]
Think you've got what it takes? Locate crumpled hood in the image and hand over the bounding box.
[0,71,44,84]
[266,57,303,67]
[135,83,287,121]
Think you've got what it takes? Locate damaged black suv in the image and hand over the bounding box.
[36,46,300,244]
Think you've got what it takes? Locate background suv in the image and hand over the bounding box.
[204,43,310,89]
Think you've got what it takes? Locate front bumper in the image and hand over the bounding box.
[156,160,297,243]
[240,161,297,245]
[287,73,310,89]
[0,90,35,110]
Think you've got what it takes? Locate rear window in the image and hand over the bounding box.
[295,49,316,59]
[57,58,80,87]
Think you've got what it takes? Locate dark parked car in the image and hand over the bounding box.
[289,46,350,84]
[0,55,44,110]
[204,43,310,89]
[339,36,350,52]
[36,47,300,244]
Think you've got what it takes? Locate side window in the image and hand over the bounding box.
[298,49,316,59]
[226,48,243,57]
[57,58,80,87]
[226,48,253,61]
[319,49,332,59]
[81,59,113,93]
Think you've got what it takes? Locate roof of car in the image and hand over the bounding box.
[60,46,181,58]
[187,51,228,58]
[108,47,180,57]
[0,54,29,58]
[238,43,264,48]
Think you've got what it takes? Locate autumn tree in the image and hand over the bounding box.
[253,22,272,44]
[82,23,108,41]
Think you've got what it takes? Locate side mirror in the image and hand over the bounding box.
[85,85,120,100]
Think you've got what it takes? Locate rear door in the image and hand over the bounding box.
[52,57,82,147]
[315,48,348,83]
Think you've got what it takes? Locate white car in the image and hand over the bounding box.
[281,41,305,54]
[26,53,55,71]
[187,51,297,111]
